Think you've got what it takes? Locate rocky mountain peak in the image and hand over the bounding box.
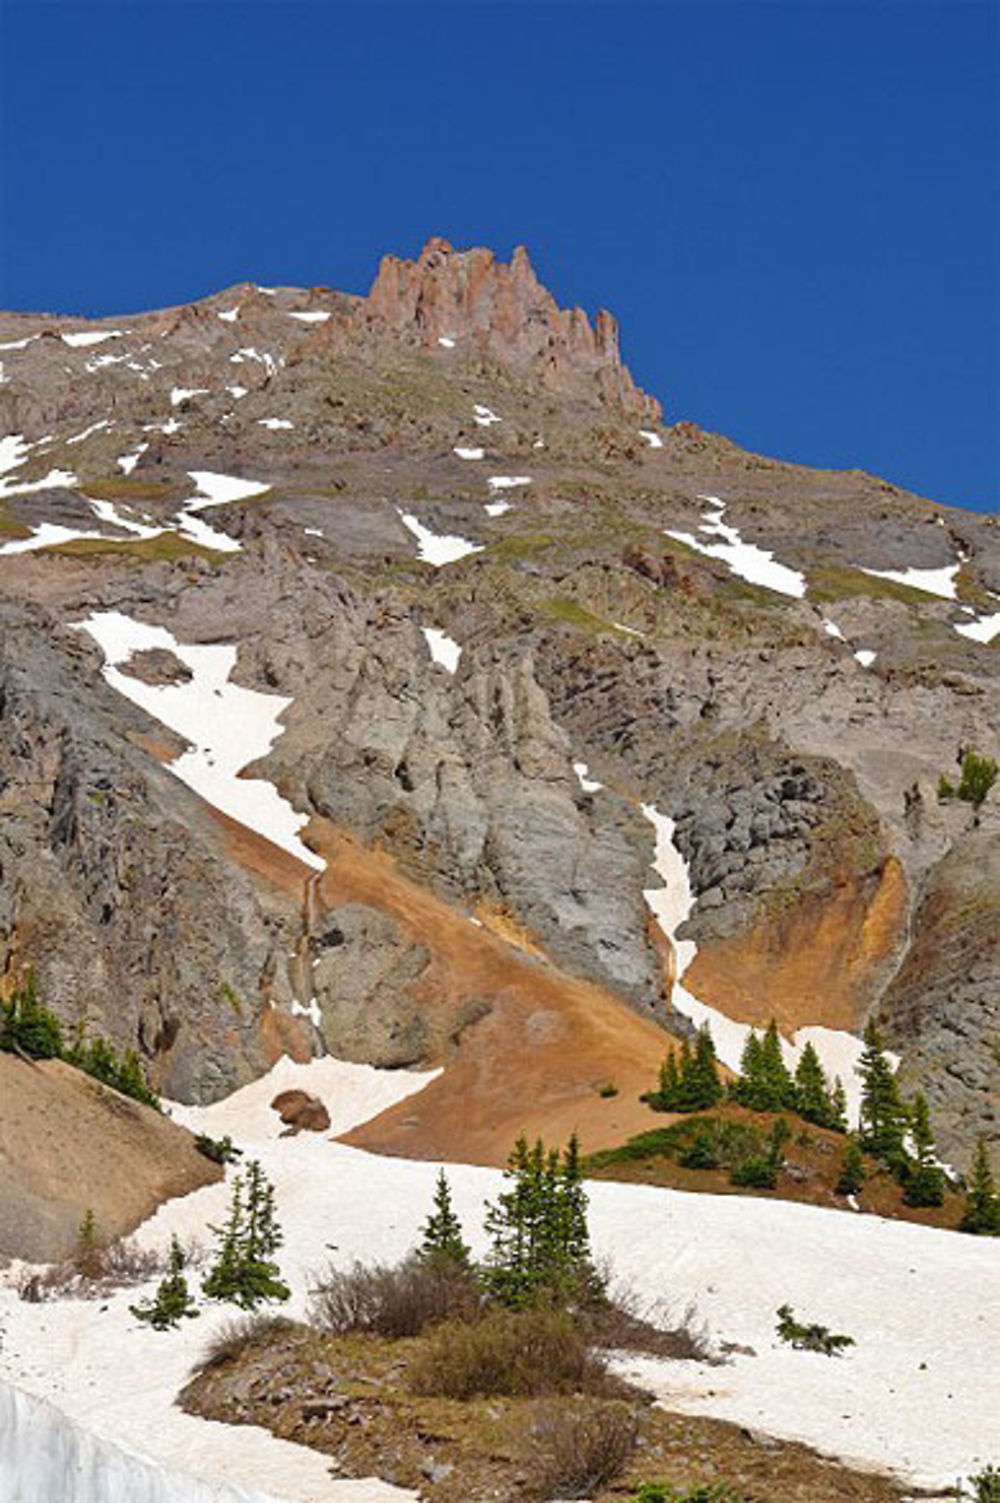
[358,237,659,418]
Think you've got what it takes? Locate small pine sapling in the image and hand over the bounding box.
[130,1235,199,1330]
[418,1169,472,1268]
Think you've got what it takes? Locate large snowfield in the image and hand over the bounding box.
[1,1055,997,1503]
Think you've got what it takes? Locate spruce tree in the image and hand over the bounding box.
[830,1077,849,1134]
[203,1161,290,1309]
[131,1236,199,1330]
[902,1092,946,1207]
[960,1137,1000,1236]
[418,1170,472,1267]
[689,1023,723,1109]
[654,1049,682,1109]
[857,1019,908,1167]
[484,1134,602,1307]
[835,1137,866,1197]
[759,1020,796,1111]
[794,1042,834,1127]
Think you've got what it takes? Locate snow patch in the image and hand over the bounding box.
[437,336,455,348]
[227,386,248,400]
[472,404,501,426]
[573,761,603,792]
[217,307,240,323]
[955,610,1000,644]
[822,619,846,641]
[397,510,483,567]
[420,626,461,674]
[453,446,484,460]
[859,563,960,600]
[118,442,149,475]
[258,418,294,430]
[854,649,877,668]
[170,387,209,407]
[484,501,510,518]
[666,498,806,598]
[73,611,323,869]
[639,429,663,449]
[61,329,123,348]
[487,475,531,492]
[288,311,330,324]
[67,419,111,445]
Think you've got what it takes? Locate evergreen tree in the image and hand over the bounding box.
[857,1020,908,1167]
[732,1021,795,1113]
[688,1024,723,1109]
[74,1207,103,1280]
[484,1134,602,1307]
[960,1137,1000,1236]
[131,1236,199,1330]
[418,1170,472,1267]
[835,1137,866,1197]
[829,1077,849,1134]
[902,1092,946,1207]
[649,1029,721,1113]
[203,1160,290,1309]
[794,1042,834,1127]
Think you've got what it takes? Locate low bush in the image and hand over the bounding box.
[524,1398,639,1498]
[775,1303,854,1356]
[966,1465,1000,1502]
[583,1282,715,1363]
[407,1305,618,1400]
[18,1218,162,1301]
[193,1132,242,1165]
[191,1312,296,1375]
[310,1255,482,1338]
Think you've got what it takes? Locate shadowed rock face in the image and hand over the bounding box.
[0,240,997,1167]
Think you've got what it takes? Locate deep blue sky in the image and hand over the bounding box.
[2,2,997,511]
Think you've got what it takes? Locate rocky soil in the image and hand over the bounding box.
[1,239,997,1168]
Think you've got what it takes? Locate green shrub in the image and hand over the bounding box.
[0,974,63,1060]
[408,1306,613,1399]
[939,750,998,807]
[194,1133,242,1165]
[775,1303,854,1356]
[967,1465,1000,1501]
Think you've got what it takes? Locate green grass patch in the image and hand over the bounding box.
[807,564,931,606]
[542,596,614,635]
[46,533,229,565]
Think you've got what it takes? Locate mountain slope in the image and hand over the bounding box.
[0,239,997,1169]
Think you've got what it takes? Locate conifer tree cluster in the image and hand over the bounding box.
[646,1025,723,1113]
[483,1134,603,1307]
[856,1021,947,1207]
[646,1018,847,1133]
[0,970,160,1109]
[202,1160,291,1309]
[0,973,63,1060]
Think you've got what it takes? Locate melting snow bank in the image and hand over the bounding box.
[1,1054,996,1494]
[639,803,879,1123]
[396,509,483,566]
[74,611,324,869]
[0,1381,290,1503]
[666,497,806,598]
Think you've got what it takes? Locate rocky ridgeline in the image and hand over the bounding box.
[0,242,997,1168]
